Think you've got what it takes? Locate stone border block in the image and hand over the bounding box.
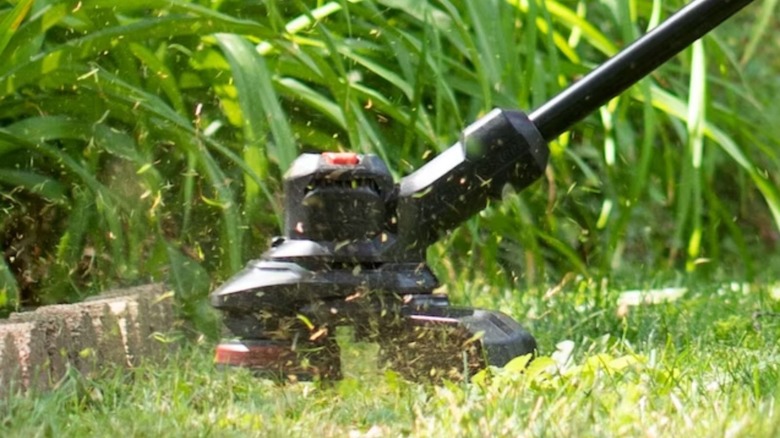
[0,283,175,395]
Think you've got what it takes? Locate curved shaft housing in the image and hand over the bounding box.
[397,109,548,251]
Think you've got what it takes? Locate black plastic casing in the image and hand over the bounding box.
[283,154,394,243]
[397,109,548,252]
[210,109,546,369]
[212,109,547,308]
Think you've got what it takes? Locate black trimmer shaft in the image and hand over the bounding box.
[531,0,755,142]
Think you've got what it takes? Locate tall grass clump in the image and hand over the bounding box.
[0,0,778,317]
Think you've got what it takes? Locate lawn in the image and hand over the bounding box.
[3,278,780,437]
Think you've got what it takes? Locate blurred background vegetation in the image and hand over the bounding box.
[1,0,778,326]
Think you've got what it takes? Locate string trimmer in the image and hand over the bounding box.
[210,0,756,381]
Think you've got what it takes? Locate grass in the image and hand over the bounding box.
[1,1,780,435]
[3,277,780,437]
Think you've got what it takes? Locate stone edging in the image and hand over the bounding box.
[0,283,175,394]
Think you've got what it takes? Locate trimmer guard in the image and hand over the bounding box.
[212,260,536,381]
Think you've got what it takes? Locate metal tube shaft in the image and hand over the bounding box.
[529,0,755,142]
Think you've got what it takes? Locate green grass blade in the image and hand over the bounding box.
[739,0,778,64]
[349,82,437,145]
[336,47,414,100]
[165,242,218,337]
[641,85,780,244]
[190,141,242,274]
[0,256,19,311]
[181,151,197,234]
[0,169,67,203]
[535,229,589,275]
[3,115,161,194]
[256,1,345,55]
[687,41,707,171]
[54,188,94,280]
[377,0,458,50]
[287,26,364,156]
[437,0,492,109]
[217,33,297,171]
[0,129,122,206]
[0,15,272,98]
[0,0,32,56]
[504,0,581,64]
[463,0,500,94]
[275,77,347,128]
[5,115,145,162]
[685,41,706,271]
[80,0,267,24]
[128,43,186,115]
[0,1,67,78]
[532,0,617,56]
[2,115,100,146]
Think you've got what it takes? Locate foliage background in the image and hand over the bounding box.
[1,0,778,325]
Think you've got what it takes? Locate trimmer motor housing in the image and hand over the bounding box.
[211,110,545,381]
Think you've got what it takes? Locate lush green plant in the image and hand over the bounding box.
[1,0,778,317]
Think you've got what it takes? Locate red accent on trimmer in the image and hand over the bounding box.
[322,152,360,165]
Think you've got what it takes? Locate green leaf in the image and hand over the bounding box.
[275,77,346,128]
[740,0,779,64]
[503,353,533,373]
[337,46,414,100]
[0,1,67,77]
[0,14,272,98]
[0,128,123,206]
[0,257,19,310]
[165,243,218,338]
[505,0,583,63]
[685,41,706,270]
[55,188,93,267]
[377,0,455,40]
[256,1,346,55]
[0,168,67,203]
[128,43,186,115]
[165,243,210,304]
[524,356,557,380]
[0,0,33,57]
[4,115,145,164]
[216,33,298,171]
[641,85,780,238]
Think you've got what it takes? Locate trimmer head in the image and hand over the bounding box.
[210,0,756,381]
[212,307,536,381]
[211,257,537,381]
